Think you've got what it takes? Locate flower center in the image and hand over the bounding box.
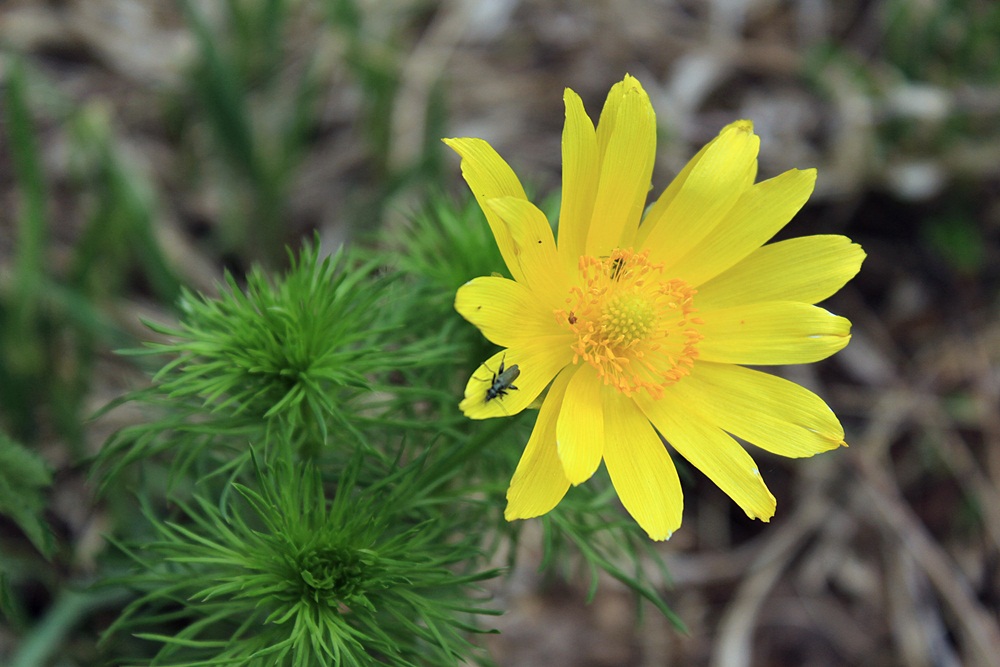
[556,248,703,399]
[603,292,656,344]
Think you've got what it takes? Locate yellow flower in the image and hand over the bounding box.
[445,75,864,540]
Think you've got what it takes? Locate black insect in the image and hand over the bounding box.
[482,355,520,403]
[610,256,626,280]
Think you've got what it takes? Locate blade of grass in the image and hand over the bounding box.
[4,59,47,345]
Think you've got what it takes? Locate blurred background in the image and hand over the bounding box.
[1,0,999,665]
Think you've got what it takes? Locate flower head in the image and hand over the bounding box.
[446,75,864,540]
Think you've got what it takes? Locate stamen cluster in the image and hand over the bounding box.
[556,249,703,398]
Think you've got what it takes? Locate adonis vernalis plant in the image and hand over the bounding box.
[108,455,499,667]
[446,74,864,540]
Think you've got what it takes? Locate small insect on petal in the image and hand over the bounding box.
[481,354,521,403]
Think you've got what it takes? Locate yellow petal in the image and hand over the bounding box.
[602,392,683,541]
[635,128,718,245]
[486,196,571,304]
[696,235,867,308]
[585,75,657,255]
[697,302,852,365]
[669,168,817,286]
[666,362,846,458]
[557,88,599,276]
[638,120,759,267]
[455,276,565,348]
[637,392,776,521]
[460,344,573,419]
[506,368,573,520]
[443,137,529,283]
[555,364,605,485]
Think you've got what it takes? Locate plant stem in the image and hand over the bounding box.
[10,586,130,667]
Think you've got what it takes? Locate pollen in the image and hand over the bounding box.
[603,292,657,344]
[556,248,703,399]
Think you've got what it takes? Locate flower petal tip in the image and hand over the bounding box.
[647,529,675,542]
[621,73,644,90]
[725,119,755,135]
[558,451,599,487]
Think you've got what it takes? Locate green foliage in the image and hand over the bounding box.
[146,244,384,433]
[1,59,50,442]
[93,230,510,664]
[107,454,499,667]
[178,0,329,266]
[0,432,53,628]
[1,60,160,447]
[389,195,506,336]
[323,0,451,225]
[171,0,451,264]
[325,0,401,180]
[886,0,1000,84]
[66,104,180,304]
[0,433,53,558]
[100,238,443,479]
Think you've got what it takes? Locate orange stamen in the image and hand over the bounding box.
[554,249,703,398]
